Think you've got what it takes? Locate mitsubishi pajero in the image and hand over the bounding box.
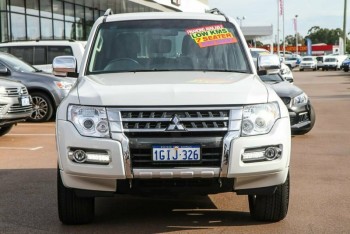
[55,9,291,224]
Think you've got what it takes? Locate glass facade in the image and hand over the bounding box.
[0,0,160,42]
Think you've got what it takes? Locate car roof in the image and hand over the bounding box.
[0,40,86,47]
[105,12,226,22]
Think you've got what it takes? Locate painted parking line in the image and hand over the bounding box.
[0,146,43,151]
[18,123,55,126]
[7,134,55,136]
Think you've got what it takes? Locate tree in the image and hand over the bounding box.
[306,26,344,45]
[284,34,305,46]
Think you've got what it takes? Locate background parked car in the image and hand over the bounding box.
[340,57,350,72]
[284,57,298,70]
[0,40,85,73]
[0,78,32,136]
[323,55,347,71]
[250,48,294,81]
[316,56,324,70]
[259,72,315,135]
[299,56,318,71]
[0,52,75,122]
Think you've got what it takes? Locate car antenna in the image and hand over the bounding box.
[207,8,229,22]
[103,8,114,23]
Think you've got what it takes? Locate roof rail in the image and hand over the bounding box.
[207,8,229,22]
[103,8,114,23]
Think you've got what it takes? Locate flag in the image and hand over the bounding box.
[279,0,284,16]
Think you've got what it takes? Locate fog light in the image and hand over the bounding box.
[72,150,87,163]
[265,147,279,160]
[242,146,282,163]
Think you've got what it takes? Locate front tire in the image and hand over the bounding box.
[0,124,14,136]
[248,173,290,222]
[29,92,53,122]
[57,168,95,224]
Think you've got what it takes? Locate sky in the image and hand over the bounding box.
[208,0,346,41]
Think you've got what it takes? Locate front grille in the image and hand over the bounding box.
[0,104,6,112]
[3,87,28,97]
[290,112,310,125]
[110,108,241,169]
[121,110,229,132]
[8,104,33,113]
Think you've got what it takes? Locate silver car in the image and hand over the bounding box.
[0,52,76,122]
[0,77,32,136]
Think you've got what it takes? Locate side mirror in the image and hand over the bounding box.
[52,56,78,78]
[0,66,9,75]
[257,54,281,75]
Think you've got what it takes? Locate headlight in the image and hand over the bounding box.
[0,86,6,95]
[55,81,74,90]
[291,93,308,107]
[68,105,110,138]
[241,102,280,136]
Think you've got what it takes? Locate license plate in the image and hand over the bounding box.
[21,97,30,106]
[152,145,201,162]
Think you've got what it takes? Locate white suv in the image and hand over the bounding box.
[0,40,85,73]
[299,56,317,71]
[55,9,291,224]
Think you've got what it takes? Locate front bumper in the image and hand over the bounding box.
[300,64,316,69]
[57,117,290,193]
[288,102,313,131]
[0,95,32,126]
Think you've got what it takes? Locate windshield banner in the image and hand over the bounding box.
[186,24,237,48]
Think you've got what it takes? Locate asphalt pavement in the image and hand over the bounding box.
[0,69,350,233]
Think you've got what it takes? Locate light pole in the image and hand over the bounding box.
[236,16,245,27]
[295,15,298,55]
[343,0,347,54]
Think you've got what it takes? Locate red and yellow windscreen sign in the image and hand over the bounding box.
[186,24,237,48]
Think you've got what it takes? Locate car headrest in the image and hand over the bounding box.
[150,39,171,54]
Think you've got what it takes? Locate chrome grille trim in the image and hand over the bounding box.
[8,104,33,113]
[115,108,235,133]
[3,87,29,97]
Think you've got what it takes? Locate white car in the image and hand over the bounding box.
[55,9,291,224]
[323,55,347,70]
[299,56,317,71]
[250,48,294,82]
[0,40,85,73]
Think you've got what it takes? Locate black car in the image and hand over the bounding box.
[260,73,316,135]
[0,52,75,122]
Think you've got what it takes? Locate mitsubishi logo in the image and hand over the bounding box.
[166,115,186,131]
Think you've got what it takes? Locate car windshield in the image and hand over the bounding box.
[0,53,37,73]
[302,57,313,61]
[259,73,284,83]
[87,19,250,74]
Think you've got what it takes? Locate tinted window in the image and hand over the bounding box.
[10,46,34,65]
[47,46,73,64]
[33,47,46,65]
[0,47,9,53]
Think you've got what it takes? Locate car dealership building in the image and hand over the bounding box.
[0,0,209,43]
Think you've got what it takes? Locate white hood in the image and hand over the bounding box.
[77,72,268,106]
